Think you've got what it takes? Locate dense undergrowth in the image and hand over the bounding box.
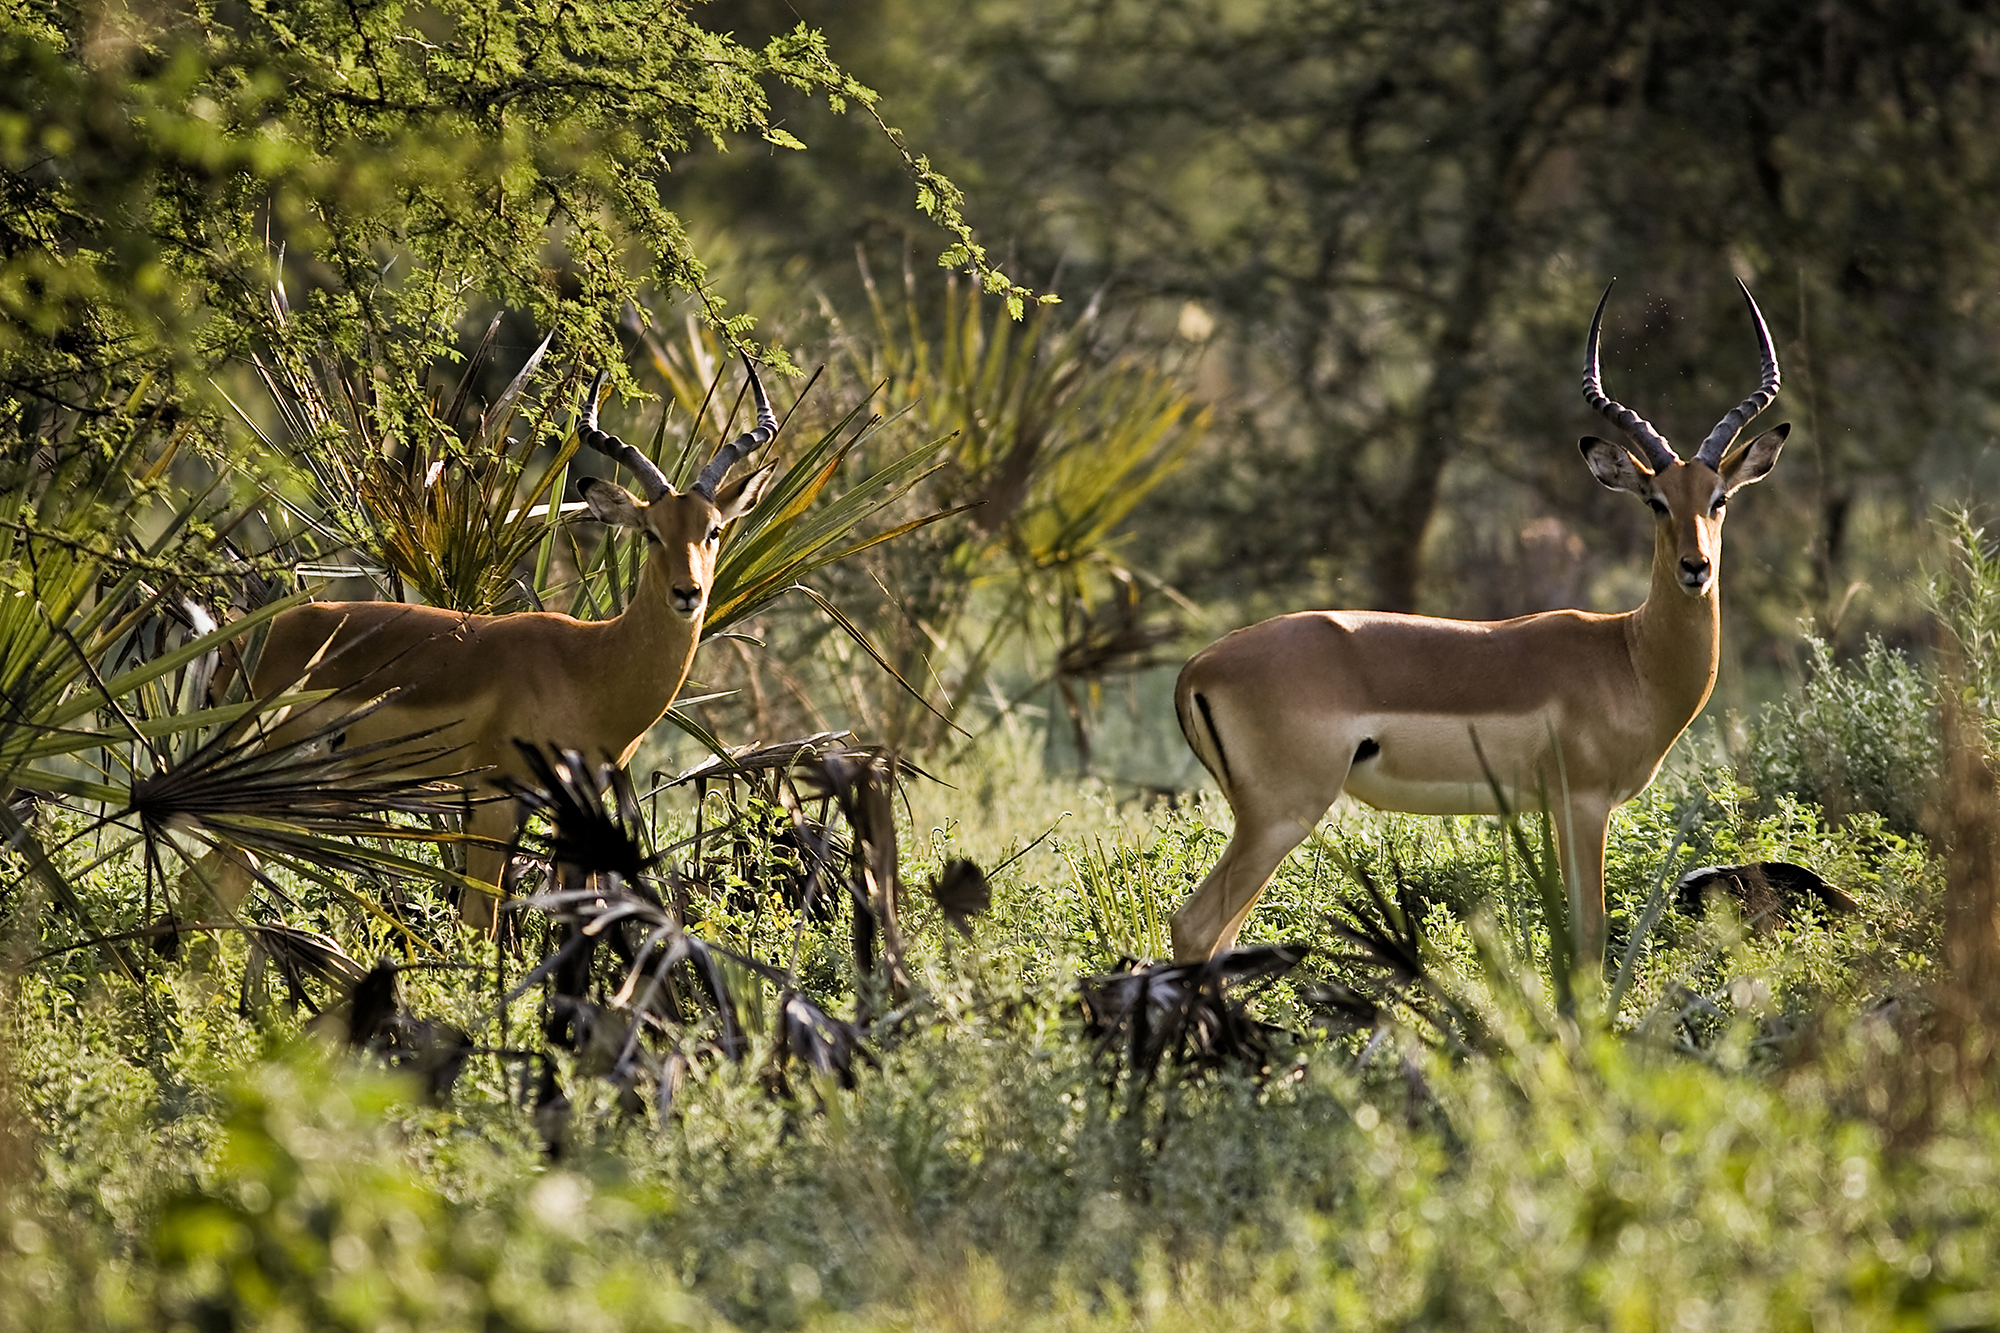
[4,661,1994,1330]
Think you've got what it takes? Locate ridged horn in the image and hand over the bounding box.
[1693,279,1781,470]
[1582,281,1679,473]
[693,354,778,500]
[578,370,672,501]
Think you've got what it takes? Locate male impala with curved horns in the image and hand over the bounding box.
[1171,282,1788,965]
[215,357,779,932]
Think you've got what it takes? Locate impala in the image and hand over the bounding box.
[1171,282,1788,964]
[209,357,778,932]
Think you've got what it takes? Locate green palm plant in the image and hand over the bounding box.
[0,400,477,958]
[245,302,580,614]
[0,408,289,799]
[797,266,1211,752]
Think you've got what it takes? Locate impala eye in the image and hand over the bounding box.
[706,527,722,544]
[1646,497,1669,517]
[643,531,661,546]
[1710,496,1728,515]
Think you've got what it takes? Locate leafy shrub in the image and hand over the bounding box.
[1744,633,1938,836]
[1,1040,725,1333]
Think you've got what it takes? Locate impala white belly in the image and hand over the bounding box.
[1337,710,1561,817]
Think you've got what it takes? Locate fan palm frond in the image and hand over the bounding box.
[1078,944,1308,1092]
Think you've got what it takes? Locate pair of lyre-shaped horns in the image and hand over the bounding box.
[578,296,1773,493]
[1583,279,1782,472]
[577,353,777,501]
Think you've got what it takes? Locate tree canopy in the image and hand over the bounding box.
[0,0,1040,427]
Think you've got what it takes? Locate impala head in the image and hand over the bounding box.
[1578,280,1789,598]
[575,355,779,622]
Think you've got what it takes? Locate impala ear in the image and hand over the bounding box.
[712,463,776,524]
[1720,423,1789,494]
[578,476,646,528]
[1579,436,1656,496]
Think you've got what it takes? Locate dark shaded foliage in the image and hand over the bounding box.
[1313,864,1497,1059]
[1078,944,1308,1092]
[1328,866,1428,988]
[927,858,991,937]
[1674,860,1859,931]
[1298,979,1383,1038]
[334,963,473,1103]
[503,742,656,889]
[499,738,920,1115]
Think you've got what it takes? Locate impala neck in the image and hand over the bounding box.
[590,551,703,744]
[1628,523,1722,738]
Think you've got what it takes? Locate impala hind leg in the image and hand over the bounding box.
[177,844,260,918]
[1170,809,1331,962]
[165,844,260,970]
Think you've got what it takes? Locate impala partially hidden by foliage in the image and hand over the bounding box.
[204,360,780,931]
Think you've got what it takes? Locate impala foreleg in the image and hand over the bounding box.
[1552,797,1613,967]
[177,843,260,917]
[460,797,522,936]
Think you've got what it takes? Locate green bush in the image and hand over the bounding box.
[2,1042,723,1332]
[1744,633,1938,836]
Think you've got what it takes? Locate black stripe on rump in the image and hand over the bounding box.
[1194,692,1231,785]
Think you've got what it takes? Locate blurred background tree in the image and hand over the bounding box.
[677,0,2000,716]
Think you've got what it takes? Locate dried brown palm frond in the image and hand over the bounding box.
[792,745,910,1000]
[1078,943,1308,1092]
[1328,864,1428,987]
[927,858,991,938]
[773,988,876,1094]
[660,731,858,789]
[1048,566,1186,767]
[241,922,369,1014]
[506,751,756,1058]
[522,879,823,1083]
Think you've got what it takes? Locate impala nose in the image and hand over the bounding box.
[1679,556,1711,591]
[671,585,702,615]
